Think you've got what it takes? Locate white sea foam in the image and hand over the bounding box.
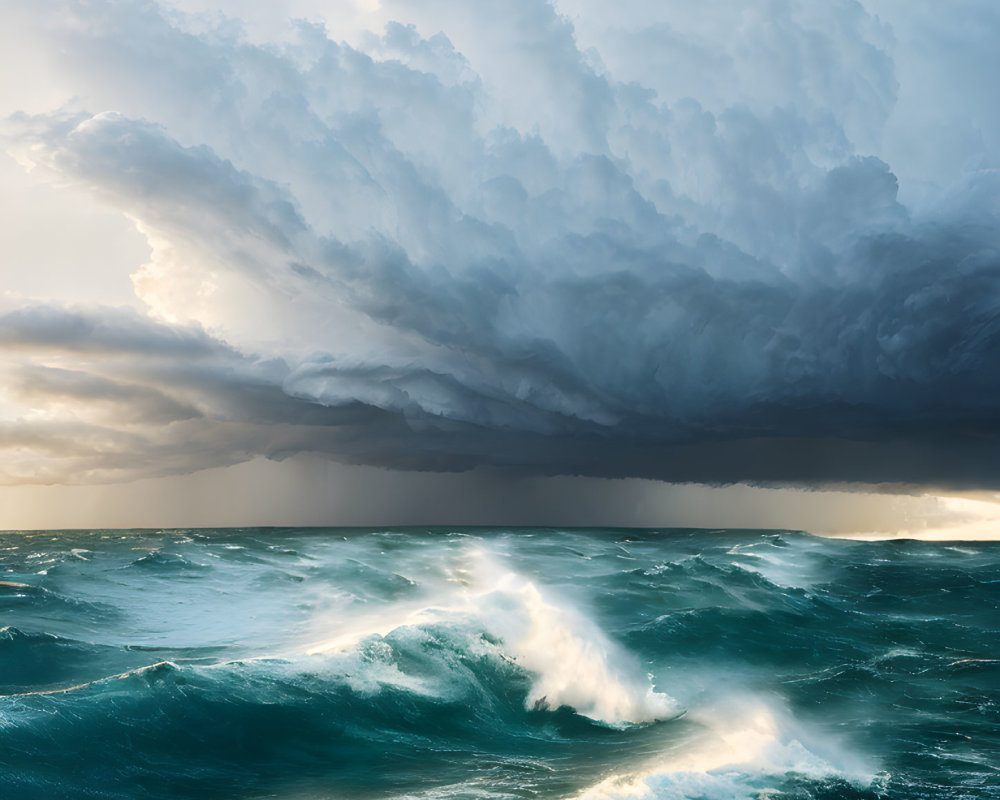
[725,540,824,591]
[304,600,450,655]
[472,568,676,725]
[573,694,881,800]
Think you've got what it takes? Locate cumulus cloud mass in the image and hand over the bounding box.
[1,0,999,489]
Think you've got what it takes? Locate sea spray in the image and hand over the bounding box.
[466,563,677,725]
[574,694,883,800]
[305,546,676,725]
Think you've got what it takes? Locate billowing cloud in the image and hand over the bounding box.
[1,0,998,489]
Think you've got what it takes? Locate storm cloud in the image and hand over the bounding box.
[1,0,999,489]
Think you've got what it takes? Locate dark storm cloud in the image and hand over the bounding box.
[0,305,231,358]
[2,0,999,488]
[9,365,203,425]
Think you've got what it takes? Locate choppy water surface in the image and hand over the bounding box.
[1,527,997,799]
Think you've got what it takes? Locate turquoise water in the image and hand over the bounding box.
[1,527,998,799]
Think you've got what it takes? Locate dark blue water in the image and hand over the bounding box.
[1,528,997,799]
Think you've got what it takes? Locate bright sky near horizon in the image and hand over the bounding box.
[1,0,999,536]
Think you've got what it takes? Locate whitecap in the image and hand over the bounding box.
[303,546,677,726]
[572,695,882,800]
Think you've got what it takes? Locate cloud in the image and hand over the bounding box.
[0,304,229,357]
[8,364,202,425]
[1,0,999,490]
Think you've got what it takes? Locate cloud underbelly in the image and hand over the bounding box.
[1,0,998,488]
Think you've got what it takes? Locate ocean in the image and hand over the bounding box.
[1,527,997,799]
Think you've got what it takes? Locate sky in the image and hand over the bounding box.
[1,0,999,536]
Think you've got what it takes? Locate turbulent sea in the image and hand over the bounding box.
[1,528,998,800]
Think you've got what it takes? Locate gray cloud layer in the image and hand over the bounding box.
[2,0,999,488]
